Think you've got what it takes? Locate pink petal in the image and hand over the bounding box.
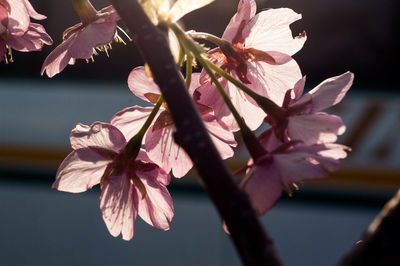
[307,71,354,113]
[197,78,264,131]
[0,5,7,33]
[111,106,153,141]
[203,114,237,159]
[196,80,237,131]
[259,128,283,152]
[68,21,117,59]
[136,171,174,230]
[243,8,306,56]
[287,113,346,144]
[318,143,350,160]
[41,35,76,77]
[52,149,109,193]
[274,152,331,184]
[8,23,52,52]
[225,80,265,130]
[187,72,201,96]
[145,125,193,178]
[246,58,302,106]
[128,66,161,102]
[293,76,306,101]
[70,122,126,152]
[7,0,29,36]
[169,0,215,22]
[222,0,256,42]
[136,150,171,186]
[241,163,282,216]
[100,174,138,241]
[23,0,46,20]
[295,143,350,160]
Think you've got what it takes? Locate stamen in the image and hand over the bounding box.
[283,185,293,197]
[103,45,109,57]
[114,34,126,45]
[117,26,133,42]
[3,48,14,64]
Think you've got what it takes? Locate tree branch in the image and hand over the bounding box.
[110,0,282,265]
[338,189,400,266]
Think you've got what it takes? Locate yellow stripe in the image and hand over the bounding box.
[1,145,399,188]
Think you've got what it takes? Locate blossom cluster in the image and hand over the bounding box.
[0,0,52,63]
[5,0,353,241]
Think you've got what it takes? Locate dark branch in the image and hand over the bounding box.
[338,189,400,266]
[110,0,282,265]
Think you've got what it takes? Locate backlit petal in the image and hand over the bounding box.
[70,122,126,152]
[52,149,109,193]
[222,0,256,42]
[145,125,192,178]
[100,174,138,241]
[136,172,173,230]
[287,113,345,144]
[307,72,354,112]
[111,106,154,141]
[243,8,306,56]
[169,0,215,22]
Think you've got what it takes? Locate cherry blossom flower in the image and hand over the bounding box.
[266,72,354,145]
[196,0,305,131]
[241,132,349,216]
[41,3,131,77]
[145,0,215,24]
[53,122,174,241]
[141,0,215,62]
[0,0,52,63]
[111,67,237,178]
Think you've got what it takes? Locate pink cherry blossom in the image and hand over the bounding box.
[53,122,174,241]
[111,67,237,178]
[196,0,305,131]
[241,134,349,216]
[266,72,354,145]
[41,6,129,77]
[0,0,52,63]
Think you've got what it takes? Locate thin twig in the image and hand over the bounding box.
[338,189,400,266]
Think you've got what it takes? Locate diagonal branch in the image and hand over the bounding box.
[110,0,282,265]
[338,189,400,266]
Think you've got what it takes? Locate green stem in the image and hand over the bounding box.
[124,97,163,158]
[185,54,193,88]
[72,0,97,25]
[205,60,286,121]
[171,23,265,160]
[188,32,230,47]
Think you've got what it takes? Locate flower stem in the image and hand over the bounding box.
[205,60,286,121]
[72,0,97,25]
[124,97,163,158]
[171,23,265,160]
[185,54,193,88]
[188,31,230,47]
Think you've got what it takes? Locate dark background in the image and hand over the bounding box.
[1,0,399,91]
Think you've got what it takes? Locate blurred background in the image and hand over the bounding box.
[0,0,399,265]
